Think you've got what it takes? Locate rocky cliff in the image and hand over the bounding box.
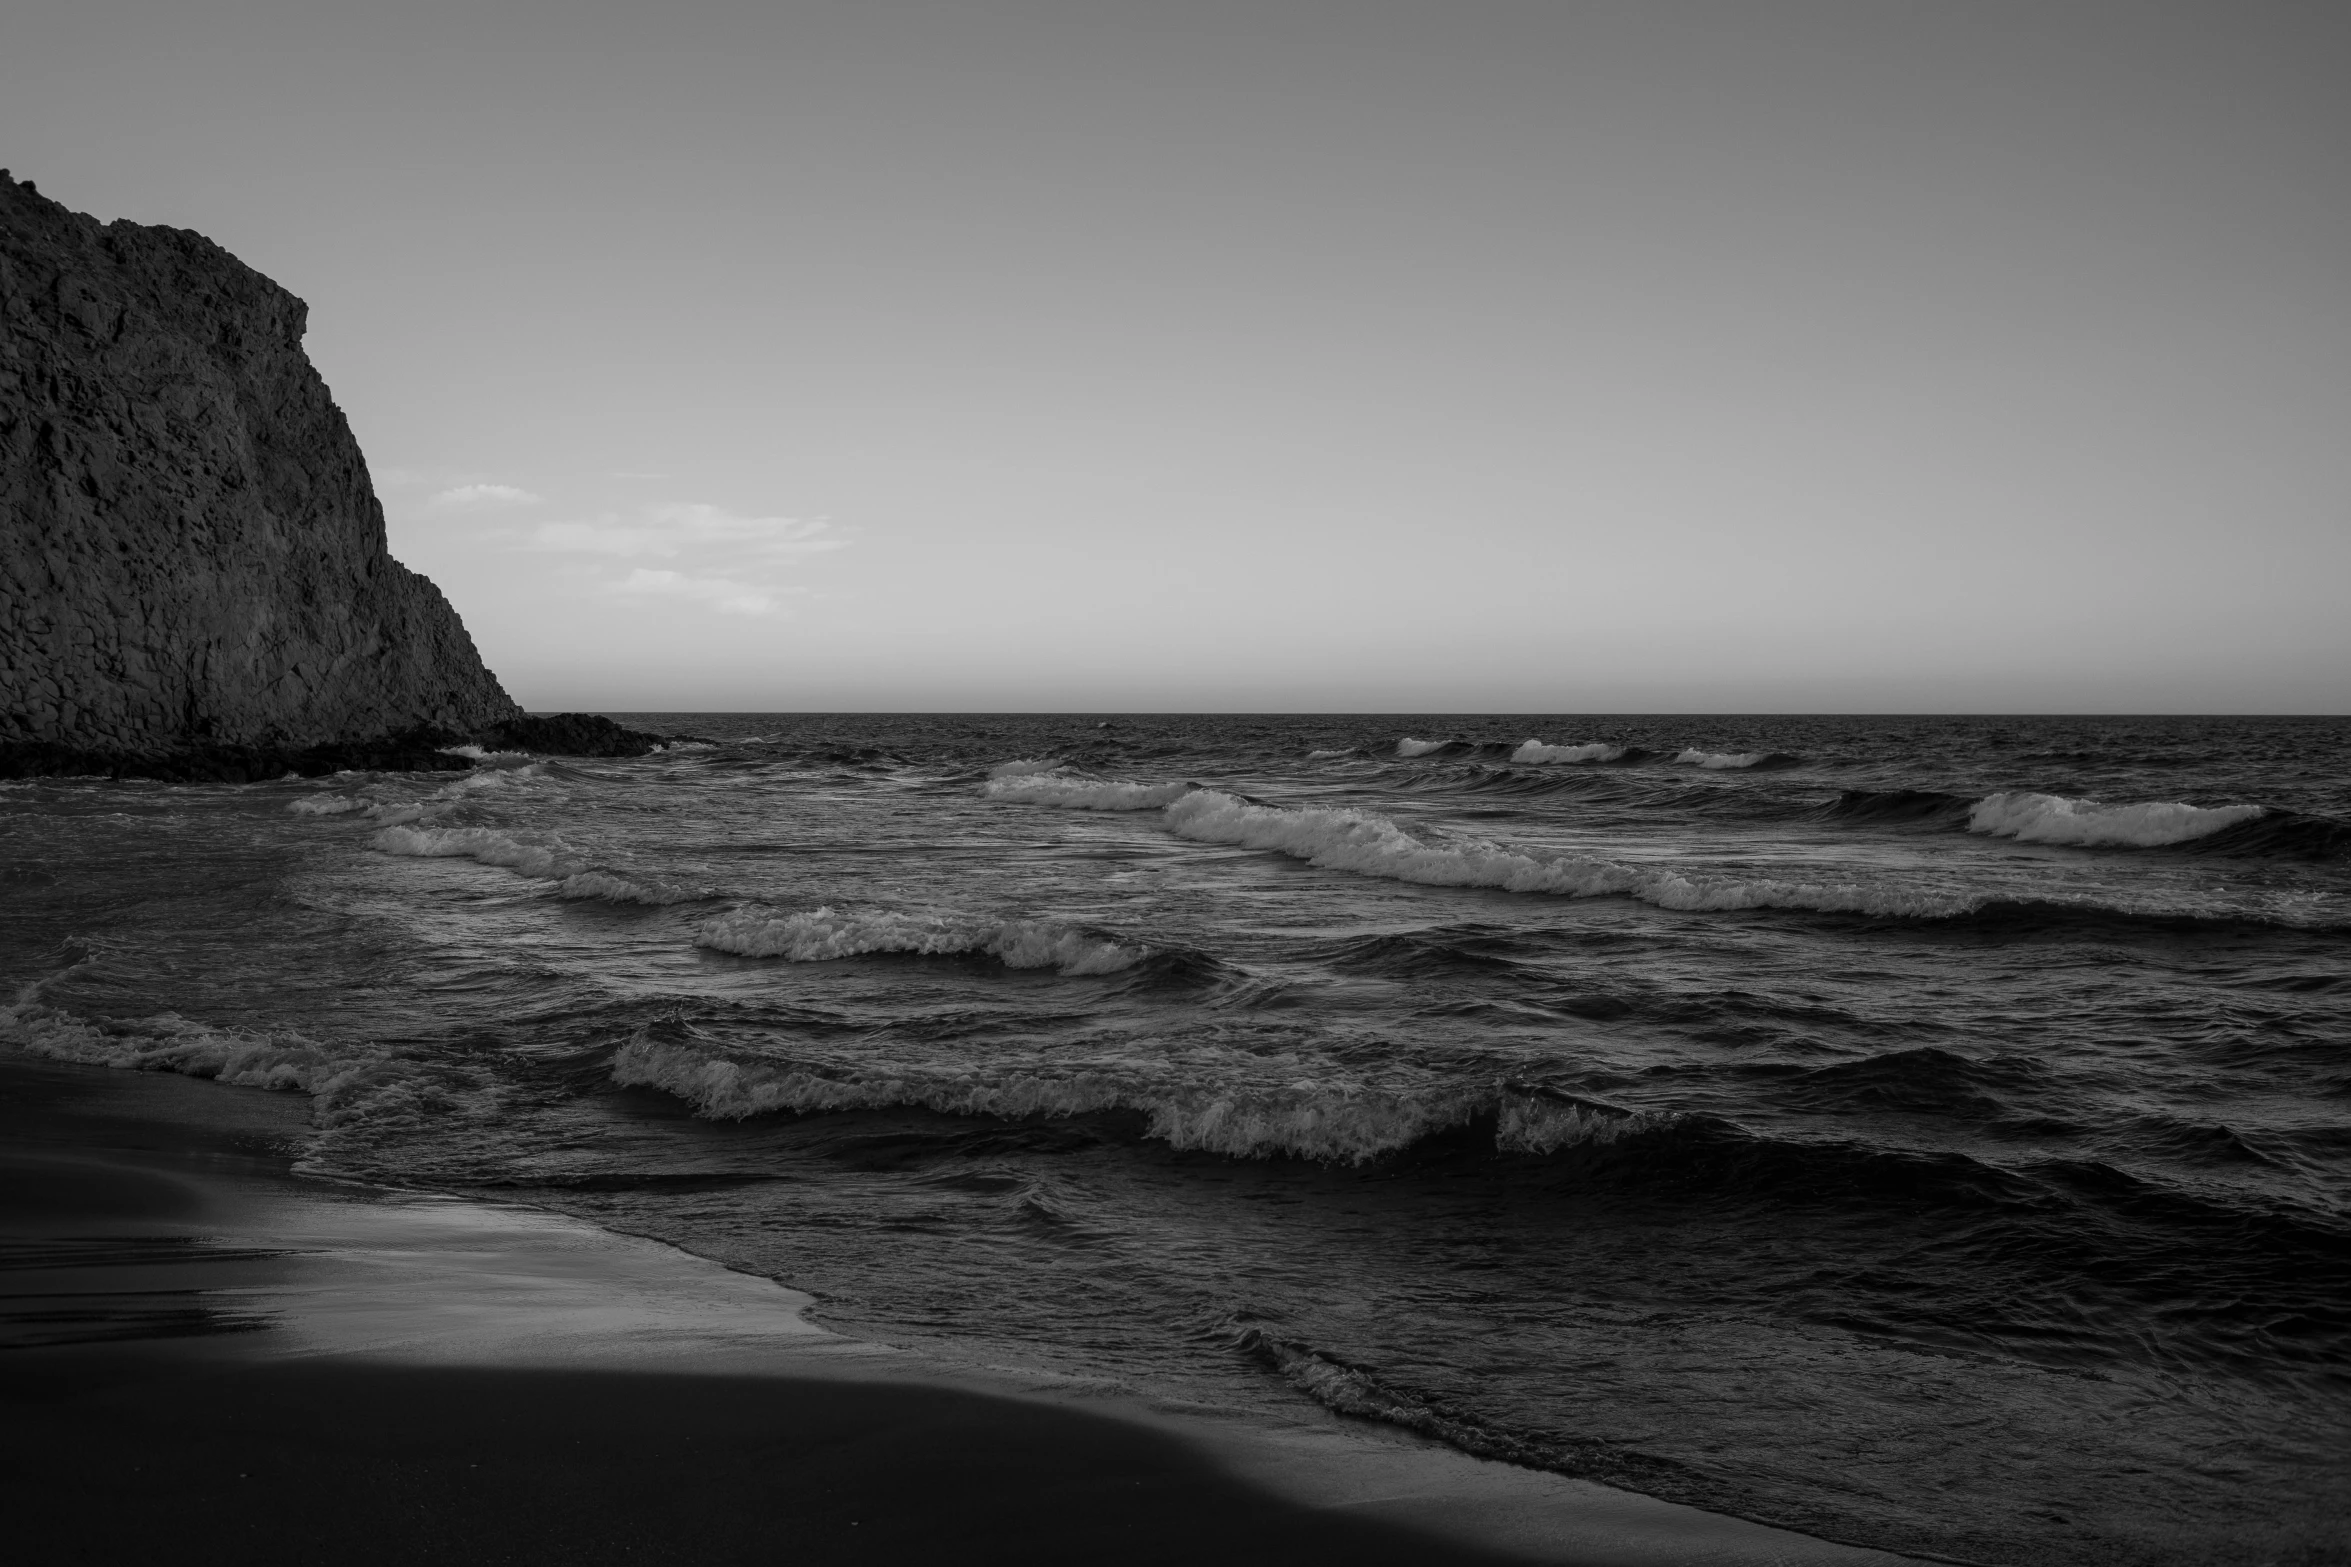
[0,171,571,775]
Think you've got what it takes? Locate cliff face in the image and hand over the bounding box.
[0,171,523,756]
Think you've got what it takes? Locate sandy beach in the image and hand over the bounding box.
[1,1054,1925,1566]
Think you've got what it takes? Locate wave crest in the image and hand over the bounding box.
[1510,739,1624,765]
[1673,748,1767,769]
[693,906,1144,975]
[372,824,587,880]
[1157,790,2192,920]
[289,792,366,815]
[1967,792,2265,848]
[610,1033,1664,1163]
[0,968,464,1135]
[981,774,1197,810]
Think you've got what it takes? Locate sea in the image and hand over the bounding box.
[5,713,2347,1565]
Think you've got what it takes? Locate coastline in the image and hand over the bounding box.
[0,714,673,784]
[1,1053,1922,1566]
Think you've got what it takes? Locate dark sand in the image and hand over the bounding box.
[8,1358,1551,1566]
[0,1056,1918,1566]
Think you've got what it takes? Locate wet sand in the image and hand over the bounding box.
[0,1055,1925,1565]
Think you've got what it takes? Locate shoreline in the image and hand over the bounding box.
[0,714,672,784]
[1,1053,1922,1565]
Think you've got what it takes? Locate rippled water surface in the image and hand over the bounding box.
[5,714,2348,1564]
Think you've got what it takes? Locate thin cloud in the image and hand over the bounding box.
[609,568,785,616]
[432,483,544,509]
[521,501,847,617]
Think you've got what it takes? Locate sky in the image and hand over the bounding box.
[4,1,2346,712]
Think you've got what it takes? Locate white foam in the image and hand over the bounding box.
[372,823,587,880]
[1306,748,1355,761]
[1510,739,1624,765]
[694,906,1144,975]
[289,792,366,815]
[0,971,422,1131]
[1164,791,1633,896]
[1395,737,1447,757]
[292,765,547,832]
[1966,792,2264,848]
[435,763,543,794]
[1673,748,1768,769]
[613,1037,1126,1123]
[986,757,1063,778]
[1495,1097,1666,1153]
[981,774,1196,811]
[1161,791,1981,918]
[1145,1088,1482,1162]
[610,1032,1673,1165]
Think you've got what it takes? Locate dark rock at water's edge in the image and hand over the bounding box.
[478,712,666,758]
[0,728,473,783]
[0,170,531,764]
[0,713,668,782]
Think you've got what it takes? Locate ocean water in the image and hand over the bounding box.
[5,713,2347,1564]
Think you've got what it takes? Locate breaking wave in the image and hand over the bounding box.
[433,763,545,794]
[1819,788,2339,859]
[693,905,1145,975]
[609,1032,1662,1163]
[1161,790,1958,916]
[1511,739,1625,765]
[289,792,366,815]
[373,823,587,880]
[0,965,468,1136]
[1674,748,1771,769]
[1157,792,2345,929]
[1396,737,1447,757]
[981,774,1198,810]
[1306,748,1356,761]
[1968,792,2266,849]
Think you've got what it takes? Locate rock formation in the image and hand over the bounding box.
[0,171,654,779]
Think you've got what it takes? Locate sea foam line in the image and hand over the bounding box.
[1966,792,2265,849]
[694,905,1144,975]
